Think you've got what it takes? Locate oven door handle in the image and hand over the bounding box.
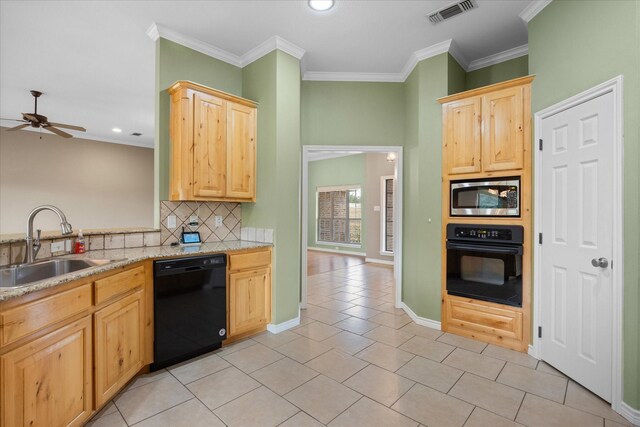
[446,242,522,255]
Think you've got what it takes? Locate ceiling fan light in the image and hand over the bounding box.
[309,0,334,12]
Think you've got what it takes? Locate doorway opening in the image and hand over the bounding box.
[301,146,403,310]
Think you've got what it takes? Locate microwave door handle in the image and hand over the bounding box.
[446,242,522,255]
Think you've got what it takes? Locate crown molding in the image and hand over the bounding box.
[241,35,306,67]
[145,23,159,41]
[147,24,527,83]
[146,23,243,67]
[467,44,528,71]
[273,36,306,61]
[302,71,404,82]
[447,39,469,71]
[399,39,455,80]
[519,0,553,23]
[147,23,305,70]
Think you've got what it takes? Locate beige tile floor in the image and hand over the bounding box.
[87,260,634,427]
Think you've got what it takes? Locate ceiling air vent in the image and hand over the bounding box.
[427,0,477,24]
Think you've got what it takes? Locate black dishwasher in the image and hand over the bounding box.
[151,254,227,371]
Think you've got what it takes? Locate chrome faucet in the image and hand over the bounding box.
[25,205,73,263]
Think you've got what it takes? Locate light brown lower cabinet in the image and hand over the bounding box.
[229,268,271,337]
[1,316,93,427]
[94,290,145,407]
[0,261,151,427]
[227,248,272,340]
[445,296,524,351]
[0,249,274,426]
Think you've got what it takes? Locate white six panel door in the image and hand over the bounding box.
[540,91,614,402]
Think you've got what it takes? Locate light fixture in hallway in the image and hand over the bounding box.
[308,0,334,12]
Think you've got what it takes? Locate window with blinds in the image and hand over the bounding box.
[317,188,362,245]
[381,176,394,254]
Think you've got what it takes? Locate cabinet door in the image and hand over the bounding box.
[193,93,227,198]
[229,268,271,337]
[226,103,256,200]
[444,97,482,175]
[1,317,92,427]
[482,86,524,171]
[94,291,145,407]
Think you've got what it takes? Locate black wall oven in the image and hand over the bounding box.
[446,224,523,307]
[450,177,520,217]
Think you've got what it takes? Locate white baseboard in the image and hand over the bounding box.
[364,257,394,266]
[400,302,441,331]
[267,310,300,334]
[528,344,540,359]
[307,247,366,256]
[619,401,640,426]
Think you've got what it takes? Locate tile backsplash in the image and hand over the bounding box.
[0,230,161,267]
[160,201,241,245]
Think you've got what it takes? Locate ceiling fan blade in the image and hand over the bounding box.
[6,124,30,131]
[46,122,86,132]
[44,126,73,138]
[0,118,28,123]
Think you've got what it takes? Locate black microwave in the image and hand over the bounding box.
[450,177,520,217]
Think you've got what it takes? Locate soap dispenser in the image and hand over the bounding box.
[74,230,86,254]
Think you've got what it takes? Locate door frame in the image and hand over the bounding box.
[301,145,403,309]
[532,76,624,412]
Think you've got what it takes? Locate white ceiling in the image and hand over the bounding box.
[0,1,533,149]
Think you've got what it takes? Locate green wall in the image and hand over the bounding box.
[301,81,405,146]
[529,0,640,409]
[448,54,467,94]
[401,53,464,320]
[465,55,529,90]
[242,50,301,324]
[307,154,367,253]
[155,38,243,202]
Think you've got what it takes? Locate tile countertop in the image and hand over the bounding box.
[0,241,272,302]
[0,227,161,244]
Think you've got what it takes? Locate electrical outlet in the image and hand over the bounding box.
[167,215,177,229]
[189,215,199,224]
[51,241,65,252]
[215,216,223,227]
[64,239,72,252]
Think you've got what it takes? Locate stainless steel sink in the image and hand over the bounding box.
[0,258,118,288]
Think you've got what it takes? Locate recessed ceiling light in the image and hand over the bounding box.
[309,0,334,12]
[112,128,122,133]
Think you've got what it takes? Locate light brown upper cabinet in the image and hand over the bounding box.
[168,81,257,202]
[443,97,482,174]
[440,76,533,176]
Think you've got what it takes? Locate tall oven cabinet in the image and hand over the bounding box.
[439,76,534,352]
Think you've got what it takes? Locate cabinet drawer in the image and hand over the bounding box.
[229,249,271,271]
[1,283,92,347]
[446,298,522,341]
[95,265,145,305]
